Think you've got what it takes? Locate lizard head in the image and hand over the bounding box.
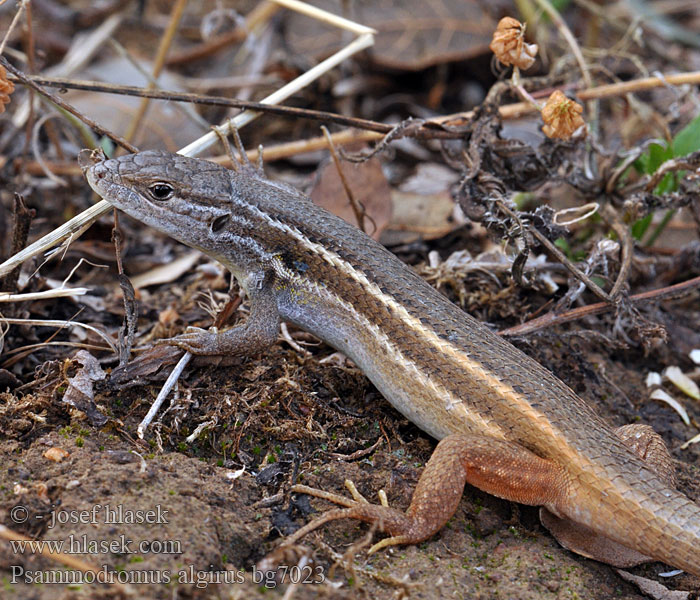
[84,150,281,282]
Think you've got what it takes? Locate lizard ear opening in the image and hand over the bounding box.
[211,214,230,233]
[148,182,174,201]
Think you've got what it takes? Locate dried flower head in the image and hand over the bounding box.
[0,65,14,113]
[489,17,538,70]
[541,90,584,139]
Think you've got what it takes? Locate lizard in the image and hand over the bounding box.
[81,149,700,577]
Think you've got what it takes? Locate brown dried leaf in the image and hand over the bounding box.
[381,163,460,245]
[108,344,186,388]
[62,350,108,426]
[310,157,392,240]
[382,189,457,246]
[0,65,15,113]
[286,0,495,71]
[68,57,202,151]
[159,306,181,327]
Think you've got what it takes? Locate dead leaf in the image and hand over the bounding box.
[62,350,108,426]
[400,162,460,194]
[109,344,187,388]
[381,164,460,245]
[71,57,204,151]
[310,157,392,240]
[130,251,201,289]
[286,0,495,71]
[159,306,181,327]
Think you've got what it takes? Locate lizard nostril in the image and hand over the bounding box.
[211,214,230,233]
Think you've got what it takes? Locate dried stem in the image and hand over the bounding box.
[12,69,700,138]
[601,206,633,300]
[500,275,700,337]
[321,126,369,234]
[166,1,281,65]
[0,0,28,55]
[531,0,591,89]
[529,226,612,303]
[122,0,188,146]
[0,56,138,153]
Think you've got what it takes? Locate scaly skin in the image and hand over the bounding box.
[84,150,700,577]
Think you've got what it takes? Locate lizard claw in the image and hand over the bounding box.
[156,327,220,355]
[284,480,403,552]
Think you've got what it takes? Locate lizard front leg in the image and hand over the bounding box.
[165,280,280,357]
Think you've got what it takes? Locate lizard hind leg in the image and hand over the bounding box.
[540,423,675,567]
[286,434,569,553]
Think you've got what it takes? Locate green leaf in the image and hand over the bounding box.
[99,137,115,158]
[631,214,653,240]
[633,141,675,194]
[633,141,671,176]
[554,237,586,261]
[647,142,673,172]
[672,113,700,157]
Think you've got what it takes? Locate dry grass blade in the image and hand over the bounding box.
[0,288,89,301]
[0,0,28,55]
[121,0,188,146]
[129,251,201,289]
[137,351,192,439]
[271,0,376,35]
[0,317,117,353]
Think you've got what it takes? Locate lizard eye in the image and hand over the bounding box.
[148,182,174,201]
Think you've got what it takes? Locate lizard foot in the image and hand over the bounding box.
[153,295,279,357]
[287,480,418,554]
[154,327,223,355]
